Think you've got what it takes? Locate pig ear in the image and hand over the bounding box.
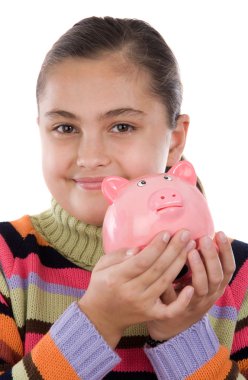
[101,176,129,204]
[167,160,197,186]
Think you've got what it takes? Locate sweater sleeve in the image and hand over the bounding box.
[144,316,246,380]
[0,268,120,380]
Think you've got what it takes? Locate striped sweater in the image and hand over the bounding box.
[0,202,247,379]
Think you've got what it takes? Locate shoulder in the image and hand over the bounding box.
[0,215,50,277]
[228,239,248,297]
[231,239,248,271]
[0,215,49,261]
[0,215,31,245]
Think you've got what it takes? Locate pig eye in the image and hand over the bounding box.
[137,180,147,187]
[164,175,172,181]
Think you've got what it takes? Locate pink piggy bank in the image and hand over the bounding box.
[101,160,215,254]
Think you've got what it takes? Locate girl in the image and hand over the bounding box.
[0,16,247,379]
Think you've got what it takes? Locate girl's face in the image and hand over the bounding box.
[38,55,188,225]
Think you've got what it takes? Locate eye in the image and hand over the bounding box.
[137,180,146,187]
[111,123,135,133]
[55,124,77,134]
[164,175,172,181]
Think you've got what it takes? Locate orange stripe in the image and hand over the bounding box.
[0,314,23,356]
[186,346,232,380]
[31,333,80,380]
[11,216,48,246]
[238,357,248,375]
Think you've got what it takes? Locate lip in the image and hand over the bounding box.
[74,177,105,190]
[156,205,182,214]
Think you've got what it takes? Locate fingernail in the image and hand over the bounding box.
[126,247,138,256]
[202,236,212,248]
[186,287,194,299]
[163,232,171,243]
[218,231,227,243]
[186,240,196,252]
[191,249,201,262]
[181,230,190,242]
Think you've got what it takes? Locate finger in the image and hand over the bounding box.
[154,286,194,320]
[140,240,195,298]
[198,236,223,293]
[160,283,177,304]
[95,247,140,271]
[111,230,171,281]
[139,233,195,296]
[188,249,209,296]
[215,232,236,285]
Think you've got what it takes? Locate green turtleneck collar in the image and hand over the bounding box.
[30,199,104,271]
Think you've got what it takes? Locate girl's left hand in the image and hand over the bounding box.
[147,231,235,341]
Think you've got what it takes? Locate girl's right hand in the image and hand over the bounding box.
[78,229,195,348]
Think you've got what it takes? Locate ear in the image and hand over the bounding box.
[101,176,129,204]
[167,114,190,167]
[168,160,197,186]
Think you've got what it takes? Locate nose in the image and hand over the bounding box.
[76,135,111,169]
[149,187,183,210]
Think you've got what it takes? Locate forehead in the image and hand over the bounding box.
[38,55,168,120]
[39,54,153,98]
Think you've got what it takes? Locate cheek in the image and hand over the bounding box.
[42,156,56,187]
[41,139,75,176]
[126,141,170,176]
[152,136,171,172]
[154,148,170,172]
[41,145,65,182]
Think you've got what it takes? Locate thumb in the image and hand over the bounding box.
[95,247,140,270]
[158,286,194,319]
[161,284,177,304]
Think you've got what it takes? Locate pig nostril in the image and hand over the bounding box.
[161,196,165,199]
[172,194,176,197]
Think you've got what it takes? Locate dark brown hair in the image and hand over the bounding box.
[36,16,182,128]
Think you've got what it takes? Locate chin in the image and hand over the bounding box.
[75,212,105,226]
[71,200,108,226]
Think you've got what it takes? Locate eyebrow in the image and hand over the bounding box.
[44,107,145,121]
[45,109,80,120]
[99,108,145,119]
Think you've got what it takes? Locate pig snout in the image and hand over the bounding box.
[148,187,183,213]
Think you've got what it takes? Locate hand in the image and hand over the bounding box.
[78,229,195,348]
[147,231,235,341]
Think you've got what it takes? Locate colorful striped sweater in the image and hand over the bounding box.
[0,202,247,379]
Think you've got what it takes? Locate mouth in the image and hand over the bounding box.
[74,177,105,190]
[156,205,182,214]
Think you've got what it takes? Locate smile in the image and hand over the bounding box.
[74,177,105,190]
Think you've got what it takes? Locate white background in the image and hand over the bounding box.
[0,0,247,241]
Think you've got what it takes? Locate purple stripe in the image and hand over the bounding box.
[50,302,120,379]
[209,304,238,320]
[145,316,219,380]
[8,273,84,298]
